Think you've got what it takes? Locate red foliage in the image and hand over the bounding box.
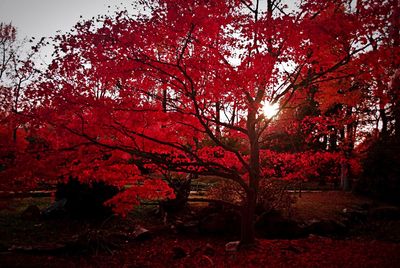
[1,0,397,244]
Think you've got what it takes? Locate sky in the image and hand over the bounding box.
[0,0,298,65]
[0,0,125,39]
[0,0,299,40]
[0,0,130,65]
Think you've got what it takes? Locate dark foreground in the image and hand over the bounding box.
[1,234,400,268]
[1,192,400,267]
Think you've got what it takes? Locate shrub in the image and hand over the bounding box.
[158,173,192,215]
[55,178,119,219]
[209,179,296,216]
[355,138,400,204]
[256,179,297,216]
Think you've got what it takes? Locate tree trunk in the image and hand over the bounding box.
[215,101,221,137]
[240,188,257,245]
[340,161,350,191]
[340,108,355,191]
[162,88,167,112]
[394,102,400,142]
[380,105,388,139]
[391,0,399,140]
[240,105,260,246]
[12,127,18,143]
[329,127,338,151]
[158,173,193,218]
[322,134,328,150]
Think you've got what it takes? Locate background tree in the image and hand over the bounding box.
[0,22,46,191]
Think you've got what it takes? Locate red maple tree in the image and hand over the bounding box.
[2,0,396,245]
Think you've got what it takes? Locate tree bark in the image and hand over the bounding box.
[380,106,389,139]
[340,161,350,191]
[340,108,355,191]
[240,188,257,245]
[394,103,400,142]
[215,101,221,137]
[329,127,338,151]
[162,88,167,112]
[391,0,400,141]
[240,106,260,245]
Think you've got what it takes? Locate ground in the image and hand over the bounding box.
[1,191,400,267]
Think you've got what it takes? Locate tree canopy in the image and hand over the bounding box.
[1,0,399,245]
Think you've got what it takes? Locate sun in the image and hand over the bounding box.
[262,102,279,119]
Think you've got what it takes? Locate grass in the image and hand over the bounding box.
[0,196,144,252]
[292,191,373,222]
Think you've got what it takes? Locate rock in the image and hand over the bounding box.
[41,198,67,218]
[204,243,216,256]
[9,243,67,254]
[66,230,121,254]
[131,225,151,241]
[305,219,347,236]
[255,210,306,239]
[199,210,240,235]
[370,206,400,220]
[358,203,372,211]
[106,232,130,245]
[225,241,240,252]
[341,207,368,223]
[0,241,9,252]
[281,245,302,254]
[172,246,187,259]
[197,203,224,218]
[199,213,226,234]
[175,220,199,234]
[199,255,214,266]
[21,205,41,220]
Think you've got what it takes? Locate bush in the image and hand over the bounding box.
[209,179,296,216]
[158,173,192,215]
[256,179,297,216]
[55,178,119,219]
[355,138,400,204]
[208,180,242,205]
